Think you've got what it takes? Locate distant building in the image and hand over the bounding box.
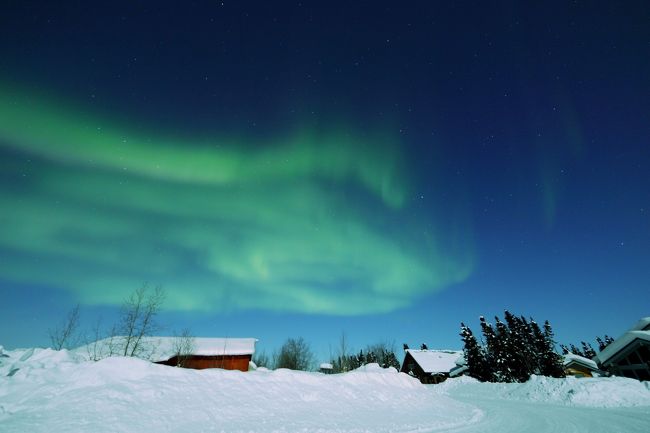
[319,363,334,374]
[563,353,598,378]
[400,349,462,384]
[596,317,650,381]
[77,337,257,371]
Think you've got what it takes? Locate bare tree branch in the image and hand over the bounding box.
[172,328,195,367]
[118,284,166,357]
[48,304,80,350]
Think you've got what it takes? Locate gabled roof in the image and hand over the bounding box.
[563,353,598,371]
[597,330,650,366]
[403,350,462,374]
[76,337,257,362]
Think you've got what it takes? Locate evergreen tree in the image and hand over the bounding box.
[460,322,493,382]
[504,311,532,381]
[581,341,597,358]
[568,344,583,356]
[462,313,566,383]
[596,335,615,352]
[521,315,541,374]
[382,350,400,370]
[493,316,516,382]
[541,320,565,378]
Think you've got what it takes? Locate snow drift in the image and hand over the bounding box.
[0,348,479,433]
[1,347,650,432]
[435,374,650,408]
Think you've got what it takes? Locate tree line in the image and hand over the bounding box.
[253,335,401,372]
[460,310,565,382]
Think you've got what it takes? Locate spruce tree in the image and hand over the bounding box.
[541,320,565,378]
[530,319,549,374]
[569,344,584,356]
[521,315,541,374]
[581,341,597,358]
[460,322,493,382]
[494,316,516,382]
[504,311,532,381]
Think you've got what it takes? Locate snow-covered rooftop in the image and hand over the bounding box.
[319,363,333,370]
[563,353,598,371]
[405,350,462,374]
[597,330,650,366]
[75,337,257,362]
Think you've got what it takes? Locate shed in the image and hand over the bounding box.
[77,336,257,371]
[400,349,463,384]
[153,337,257,371]
[596,317,650,381]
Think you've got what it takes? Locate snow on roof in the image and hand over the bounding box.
[597,330,650,366]
[563,353,598,371]
[631,317,650,331]
[405,350,462,374]
[449,364,468,378]
[75,337,257,362]
[319,363,333,370]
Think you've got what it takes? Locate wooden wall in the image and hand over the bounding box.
[157,354,251,371]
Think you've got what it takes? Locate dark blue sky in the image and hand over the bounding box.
[0,1,648,362]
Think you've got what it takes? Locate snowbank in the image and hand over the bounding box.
[436,375,650,408]
[0,348,480,433]
[2,347,650,432]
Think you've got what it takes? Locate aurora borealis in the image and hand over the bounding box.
[1,2,649,355]
[0,82,474,316]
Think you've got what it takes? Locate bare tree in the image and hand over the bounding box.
[85,316,105,361]
[276,337,314,371]
[172,328,195,367]
[49,304,81,350]
[118,284,166,357]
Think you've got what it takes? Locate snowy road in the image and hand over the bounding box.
[440,395,650,433]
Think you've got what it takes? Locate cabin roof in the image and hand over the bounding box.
[405,349,462,374]
[76,337,257,362]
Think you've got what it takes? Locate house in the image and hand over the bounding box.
[400,349,463,384]
[77,336,257,371]
[563,353,598,377]
[596,317,650,381]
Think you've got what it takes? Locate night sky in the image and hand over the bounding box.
[1,1,649,361]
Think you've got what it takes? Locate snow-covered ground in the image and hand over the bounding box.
[1,346,649,432]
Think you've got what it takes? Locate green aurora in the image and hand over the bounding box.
[0,83,474,315]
